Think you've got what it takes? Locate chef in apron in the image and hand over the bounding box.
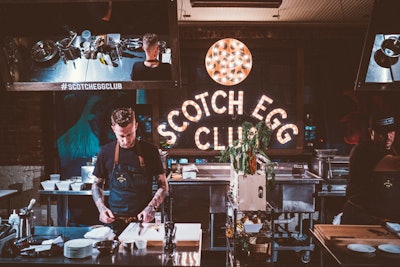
[91,107,169,235]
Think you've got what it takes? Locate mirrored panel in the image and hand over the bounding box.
[0,0,180,91]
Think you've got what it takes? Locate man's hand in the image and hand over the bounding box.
[137,206,155,223]
[99,207,115,224]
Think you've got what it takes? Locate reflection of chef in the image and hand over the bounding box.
[130,33,171,81]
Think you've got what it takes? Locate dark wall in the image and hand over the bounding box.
[0,91,47,166]
[2,24,400,167]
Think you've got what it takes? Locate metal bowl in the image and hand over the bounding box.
[31,40,58,63]
[381,36,400,58]
[94,240,120,254]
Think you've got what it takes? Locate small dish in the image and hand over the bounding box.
[378,244,400,254]
[41,180,57,190]
[347,244,376,253]
[71,182,84,191]
[135,239,147,250]
[95,240,120,254]
[56,181,72,191]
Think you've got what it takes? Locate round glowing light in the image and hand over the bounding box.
[205,38,252,86]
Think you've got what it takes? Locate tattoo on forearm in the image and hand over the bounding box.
[148,174,169,208]
[92,177,106,211]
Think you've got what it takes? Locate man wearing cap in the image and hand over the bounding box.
[341,112,400,224]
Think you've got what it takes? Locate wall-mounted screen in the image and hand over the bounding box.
[0,0,180,91]
[355,0,400,91]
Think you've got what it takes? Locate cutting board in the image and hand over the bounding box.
[118,223,201,247]
[314,224,396,240]
[313,224,400,246]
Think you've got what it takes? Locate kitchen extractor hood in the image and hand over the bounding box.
[354,0,400,91]
[190,0,282,8]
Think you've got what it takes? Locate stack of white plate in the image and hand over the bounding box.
[64,239,93,258]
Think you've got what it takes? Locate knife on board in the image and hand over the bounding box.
[138,219,144,236]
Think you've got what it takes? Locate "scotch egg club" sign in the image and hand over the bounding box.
[157,90,299,150]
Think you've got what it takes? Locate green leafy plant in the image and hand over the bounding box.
[219,121,275,180]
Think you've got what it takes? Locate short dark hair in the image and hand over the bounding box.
[142,33,159,50]
[111,108,135,127]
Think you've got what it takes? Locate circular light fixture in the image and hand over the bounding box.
[205,38,252,86]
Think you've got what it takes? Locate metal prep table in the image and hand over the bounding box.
[167,163,231,251]
[266,163,323,264]
[225,162,323,265]
[38,190,109,226]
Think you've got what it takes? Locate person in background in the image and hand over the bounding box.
[131,33,171,80]
[92,107,169,234]
[341,112,400,225]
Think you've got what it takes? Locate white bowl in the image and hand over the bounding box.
[135,239,147,250]
[41,180,57,190]
[56,181,72,191]
[71,182,84,191]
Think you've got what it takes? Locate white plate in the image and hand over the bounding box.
[347,244,376,253]
[378,244,400,254]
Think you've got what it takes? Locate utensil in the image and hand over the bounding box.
[138,219,144,236]
[368,228,389,236]
[94,240,120,254]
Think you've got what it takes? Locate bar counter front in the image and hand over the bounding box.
[0,224,202,267]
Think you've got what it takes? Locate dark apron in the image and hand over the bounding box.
[108,141,152,218]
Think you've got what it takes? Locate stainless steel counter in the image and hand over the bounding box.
[0,226,201,267]
[168,177,230,251]
[38,190,109,226]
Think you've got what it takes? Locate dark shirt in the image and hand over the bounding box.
[342,140,400,224]
[93,139,164,183]
[346,140,390,200]
[131,62,171,80]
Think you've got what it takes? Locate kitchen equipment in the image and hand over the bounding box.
[381,36,400,58]
[64,238,93,258]
[18,199,35,239]
[31,40,58,63]
[70,182,84,191]
[56,31,81,63]
[81,165,95,183]
[81,30,91,42]
[135,239,147,249]
[41,180,57,190]
[267,162,322,213]
[347,243,376,253]
[118,223,201,247]
[50,174,60,181]
[310,155,349,180]
[55,181,72,191]
[94,240,120,254]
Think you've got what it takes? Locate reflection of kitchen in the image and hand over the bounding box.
[366,33,400,83]
[2,29,171,83]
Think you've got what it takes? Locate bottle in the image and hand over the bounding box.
[8,209,19,237]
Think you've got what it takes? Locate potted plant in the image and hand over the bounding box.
[219,120,275,180]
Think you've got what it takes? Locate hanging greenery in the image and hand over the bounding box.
[219,121,275,180]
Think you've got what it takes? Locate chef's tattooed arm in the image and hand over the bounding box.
[92,176,107,213]
[148,173,169,210]
[92,176,115,223]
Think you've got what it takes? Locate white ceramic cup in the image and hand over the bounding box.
[81,30,91,42]
[135,239,147,250]
[50,174,60,181]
